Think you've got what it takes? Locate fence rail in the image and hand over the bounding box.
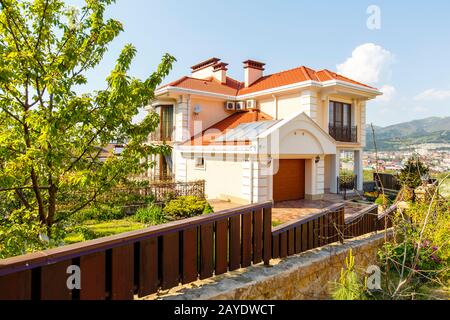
[0,201,397,300]
[97,180,206,205]
[344,205,379,239]
[0,201,272,300]
[271,204,345,258]
[377,205,397,231]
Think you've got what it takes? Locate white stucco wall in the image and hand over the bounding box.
[242,160,270,203]
[184,154,246,202]
[189,97,231,136]
[277,93,304,119]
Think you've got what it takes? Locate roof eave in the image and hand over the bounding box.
[322,80,382,97]
[155,86,237,100]
[175,144,256,154]
[155,80,381,100]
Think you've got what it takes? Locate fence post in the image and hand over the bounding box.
[372,206,378,233]
[263,207,272,265]
[338,207,345,244]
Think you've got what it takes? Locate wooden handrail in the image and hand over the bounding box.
[345,204,378,224]
[0,201,273,276]
[378,205,398,220]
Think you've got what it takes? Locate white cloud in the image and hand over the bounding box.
[377,85,396,102]
[337,43,394,85]
[413,89,450,101]
[413,106,429,113]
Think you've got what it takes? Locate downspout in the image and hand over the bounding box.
[250,159,254,204]
[250,140,260,204]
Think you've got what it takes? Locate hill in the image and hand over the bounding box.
[365,117,450,151]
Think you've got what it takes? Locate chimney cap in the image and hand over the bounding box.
[243,60,266,70]
[191,57,221,71]
[213,62,229,72]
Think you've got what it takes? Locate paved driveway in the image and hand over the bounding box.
[209,198,374,226]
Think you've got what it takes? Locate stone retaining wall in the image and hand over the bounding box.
[149,232,390,300]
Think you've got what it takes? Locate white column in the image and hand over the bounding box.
[243,159,269,204]
[324,96,330,134]
[300,90,318,122]
[174,150,187,182]
[175,95,190,142]
[305,159,316,199]
[315,157,325,196]
[354,150,364,191]
[360,101,367,147]
[305,158,324,200]
[329,151,340,193]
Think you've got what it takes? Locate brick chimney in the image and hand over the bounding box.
[243,60,265,87]
[191,57,221,79]
[212,62,228,84]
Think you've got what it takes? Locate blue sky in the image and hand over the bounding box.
[73,0,450,127]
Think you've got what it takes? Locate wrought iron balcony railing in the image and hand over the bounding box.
[329,125,358,143]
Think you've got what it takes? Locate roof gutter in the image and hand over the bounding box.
[155,86,236,100]
[156,80,382,100]
[175,143,257,155]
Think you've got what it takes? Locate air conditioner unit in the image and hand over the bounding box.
[246,99,257,109]
[235,101,246,111]
[225,101,236,111]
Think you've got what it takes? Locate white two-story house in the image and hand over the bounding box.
[147,57,381,204]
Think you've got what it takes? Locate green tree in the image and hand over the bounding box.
[0,0,175,234]
[398,156,430,189]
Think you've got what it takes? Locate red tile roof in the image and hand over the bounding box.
[186,110,273,146]
[159,76,243,96]
[158,66,377,97]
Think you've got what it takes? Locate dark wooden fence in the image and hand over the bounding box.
[374,173,401,191]
[0,202,397,301]
[271,204,345,259]
[344,205,397,239]
[344,205,379,239]
[377,205,397,231]
[0,202,272,300]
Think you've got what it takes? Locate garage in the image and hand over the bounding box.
[273,159,306,202]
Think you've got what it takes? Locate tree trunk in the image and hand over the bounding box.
[47,183,57,232]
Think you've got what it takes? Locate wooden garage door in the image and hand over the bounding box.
[273,160,306,202]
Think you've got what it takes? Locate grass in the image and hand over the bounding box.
[272,220,283,227]
[364,170,374,182]
[64,219,146,244]
[439,177,450,198]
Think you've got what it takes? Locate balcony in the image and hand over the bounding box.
[329,125,358,143]
[149,105,174,142]
[149,126,175,142]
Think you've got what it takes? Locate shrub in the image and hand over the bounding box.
[398,156,430,189]
[0,209,66,259]
[163,196,213,220]
[331,250,368,300]
[375,194,392,208]
[72,204,125,222]
[133,205,166,225]
[203,202,214,214]
[376,197,449,298]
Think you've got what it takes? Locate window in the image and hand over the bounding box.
[329,101,356,142]
[154,105,174,141]
[329,101,352,128]
[195,157,205,169]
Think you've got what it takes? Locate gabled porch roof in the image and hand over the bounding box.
[257,111,337,157]
[176,111,337,156]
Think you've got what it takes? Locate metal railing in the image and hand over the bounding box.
[329,125,358,143]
